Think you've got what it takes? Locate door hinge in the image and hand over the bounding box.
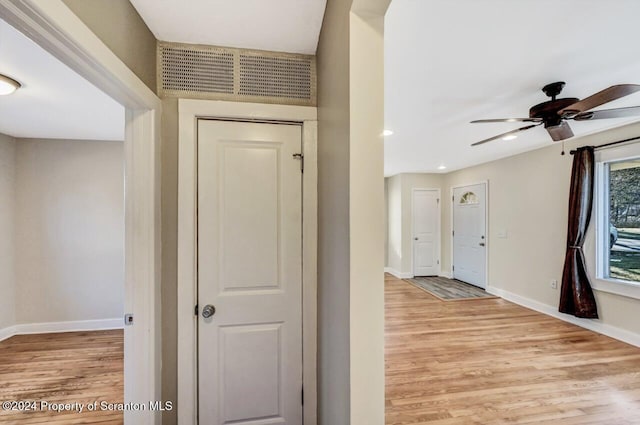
[437,260,440,265]
[293,153,304,173]
[452,230,455,237]
[452,265,455,271]
[194,304,198,316]
[437,198,440,204]
[301,387,304,405]
[452,195,455,202]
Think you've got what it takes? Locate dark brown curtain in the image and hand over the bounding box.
[559,146,598,318]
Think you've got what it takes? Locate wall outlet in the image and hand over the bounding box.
[550,279,558,290]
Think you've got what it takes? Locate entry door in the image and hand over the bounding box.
[197,119,303,425]
[453,183,486,288]
[412,189,439,276]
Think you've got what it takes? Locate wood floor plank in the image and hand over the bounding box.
[0,330,123,424]
[385,274,640,424]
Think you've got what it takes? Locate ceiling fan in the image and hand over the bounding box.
[470,82,640,146]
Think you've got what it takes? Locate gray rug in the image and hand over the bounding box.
[406,276,496,301]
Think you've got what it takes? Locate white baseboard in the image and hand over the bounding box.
[0,325,17,342]
[439,271,453,279]
[486,285,640,348]
[0,318,123,342]
[384,267,414,279]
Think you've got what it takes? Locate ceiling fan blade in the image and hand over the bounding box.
[546,121,574,141]
[471,123,541,146]
[573,106,640,121]
[559,84,640,115]
[471,118,542,123]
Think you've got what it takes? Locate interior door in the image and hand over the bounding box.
[412,189,439,276]
[453,183,486,288]
[197,119,303,425]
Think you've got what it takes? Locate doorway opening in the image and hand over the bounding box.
[0,2,162,423]
[0,13,126,423]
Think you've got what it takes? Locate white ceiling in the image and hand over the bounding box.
[384,0,640,176]
[0,19,124,141]
[129,0,328,55]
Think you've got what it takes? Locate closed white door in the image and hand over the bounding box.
[197,119,303,425]
[412,189,439,276]
[453,183,486,288]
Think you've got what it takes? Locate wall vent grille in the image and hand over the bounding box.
[158,41,316,106]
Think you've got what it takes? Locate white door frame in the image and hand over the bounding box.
[177,99,318,425]
[411,188,441,277]
[450,181,489,286]
[0,1,162,424]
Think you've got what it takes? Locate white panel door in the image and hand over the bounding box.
[197,119,303,425]
[453,183,486,288]
[412,189,439,276]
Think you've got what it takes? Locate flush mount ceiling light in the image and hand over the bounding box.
[437,165,447,170]
[502,134,517,141]
[0,74,21,95]
[382,129,394,136]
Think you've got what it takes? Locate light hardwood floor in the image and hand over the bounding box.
[385,274,640,425]
[0,330,123,424]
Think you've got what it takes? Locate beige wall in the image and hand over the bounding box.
[386,174,402,271]
[317,0,389,423]
[316,0,352,422]
[440,121,640,337]
[349,10,386,425]
[160,97,179,425]
[63,0,157,92]
[0,133,16,331]
[14,139,124,324]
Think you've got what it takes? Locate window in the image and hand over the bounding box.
[459,191,478,205]
[596,148,640,284]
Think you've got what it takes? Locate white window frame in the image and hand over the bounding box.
[589,143,640,300]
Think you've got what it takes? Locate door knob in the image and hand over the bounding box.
[202,304,216,318]
[479,242,485,247]
[414,237,418,240]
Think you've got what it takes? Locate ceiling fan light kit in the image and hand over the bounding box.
[470,81,640,146]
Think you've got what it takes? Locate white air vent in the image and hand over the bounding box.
[158,41,316,106]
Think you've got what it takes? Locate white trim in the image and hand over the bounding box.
[14,319,123,335]
[177,99,317,425]
[384,268,414,279]
[486,285,640,347]
[591,278,640,300]
[0,2,163,424]
[449,181,489,287]
[0,326,17,342]
[438,272,453,279]
[0,319,123,342]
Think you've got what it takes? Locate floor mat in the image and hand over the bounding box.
[406,276,497,300]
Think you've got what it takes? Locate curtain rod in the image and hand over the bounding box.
[569,135,640,155]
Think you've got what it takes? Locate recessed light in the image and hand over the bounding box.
[437,165,447,170]
[0,74,21,96]
[382,130,394,136]
[502,134,517,141]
